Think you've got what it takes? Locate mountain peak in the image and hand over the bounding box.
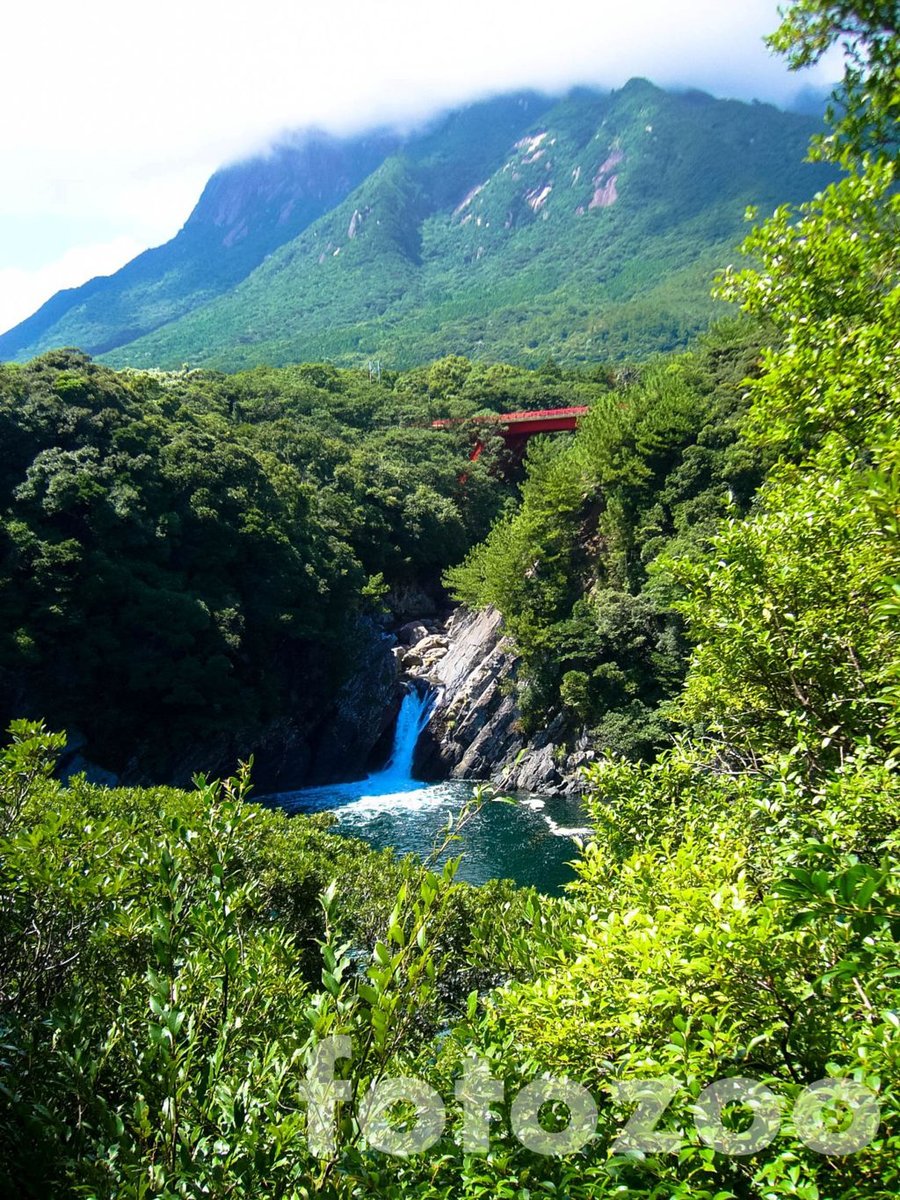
[1,84,836,369]
[618,77,661,94]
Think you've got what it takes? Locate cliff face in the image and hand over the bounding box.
[0,131,398,361]
[57,606,593,795]
[306,620,401,785]
[57,617,403,794]
[411,607,595,795]
[201,617,402,793]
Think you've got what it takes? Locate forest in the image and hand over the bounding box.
[0,351,606,770]
[0,2,898,1197]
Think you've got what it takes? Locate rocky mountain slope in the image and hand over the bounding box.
[0,130,399,361]
[405,607,593,795]
[2,83,835,369]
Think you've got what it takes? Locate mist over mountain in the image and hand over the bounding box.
[0,81,836,369]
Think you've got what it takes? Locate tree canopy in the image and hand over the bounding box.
[1,2,899,1196]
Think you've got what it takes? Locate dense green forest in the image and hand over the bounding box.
[0,329,760,772]
[447,319,769,757]
[0,352,609,771]
[1,2,899,1197]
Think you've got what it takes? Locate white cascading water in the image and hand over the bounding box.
[271,687,437,812]
[368,687,436,790]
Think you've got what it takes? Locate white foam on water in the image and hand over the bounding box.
[259,689,589,892]
[543,815,593,839]
[266,687,444,819]
[332,783,459,823]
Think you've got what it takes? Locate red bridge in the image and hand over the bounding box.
[433,406,589,461]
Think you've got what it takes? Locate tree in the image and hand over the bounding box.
[768,1,900,164]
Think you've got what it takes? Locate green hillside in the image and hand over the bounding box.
[0,93,541,365]
[3,84,834,371]
[104,81,835,370]
[0,130,400,361]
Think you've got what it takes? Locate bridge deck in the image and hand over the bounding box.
[432,405,588,432]
[432,406,589,466]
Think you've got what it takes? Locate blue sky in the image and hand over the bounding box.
[0,0,839,334]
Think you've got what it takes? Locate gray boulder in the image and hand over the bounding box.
[308,620,402,784]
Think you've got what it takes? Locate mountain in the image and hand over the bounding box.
[0,129,400,360]
[1,82,836,369]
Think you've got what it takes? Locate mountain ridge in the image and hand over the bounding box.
[0,128,402,359]
[1,82,835,369]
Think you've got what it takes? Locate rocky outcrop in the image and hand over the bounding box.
[384,579,445,621]
[409,606,594,795]
[306,619,401,785]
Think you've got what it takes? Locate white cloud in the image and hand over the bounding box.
[0,0,839,333]
[0,237,146,333]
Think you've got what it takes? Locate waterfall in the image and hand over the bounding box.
[264,686,437,808]
[369,688,435,789]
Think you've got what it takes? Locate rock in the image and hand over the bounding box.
[398,629,450,677]
[308,619,401,784]
[413,605,589,795]
[243,720,313,795]
[396,620,437,645]
[511,745,562,792]
[59,754,120,788]
[55,729,120,788]
[413,606,518,781]
[386,581,442,620]
[567,750,595,771]
[61,729,88,757]
[412,634,449,656]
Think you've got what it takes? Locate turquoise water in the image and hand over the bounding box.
[263,690,592,894]
[266,776,591,894]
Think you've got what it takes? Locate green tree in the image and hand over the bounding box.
[768,0,900,164]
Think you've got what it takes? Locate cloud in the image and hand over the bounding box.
[0,237,146,333]
[0,0,839,332]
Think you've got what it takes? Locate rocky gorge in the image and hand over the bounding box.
[57,605,592,797]
[250,603,595,797]
[403,607,594,795]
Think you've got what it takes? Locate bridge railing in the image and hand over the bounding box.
[431,405,588,429]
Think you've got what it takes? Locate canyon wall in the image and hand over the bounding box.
[410,607,594,795]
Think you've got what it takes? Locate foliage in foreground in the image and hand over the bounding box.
[0,728,533,1197]
[0,3,898,1197]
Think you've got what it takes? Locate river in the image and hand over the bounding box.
[262,689,591,894]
